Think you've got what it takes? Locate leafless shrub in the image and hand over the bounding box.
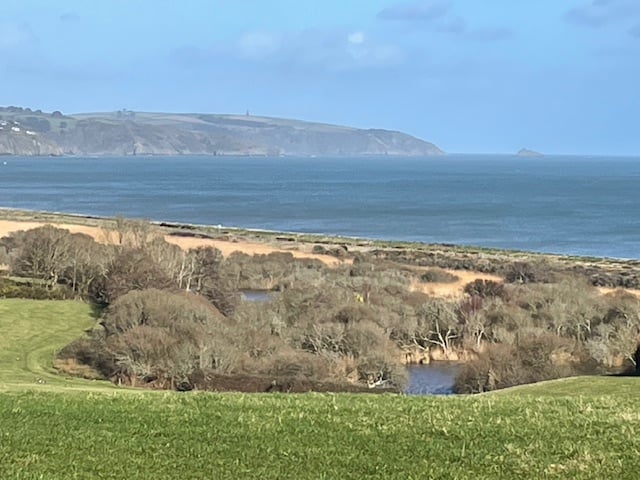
[89,289,236,387]
[504,261,556,284]
[454,334,578,393]
[6,225,73,287]
[0,244,9,266]
[312,244,349,258]
[224,251,325,291]
[419,268,459,283]
[356,353,408,390]
[90,249,175,304]
[463,279,505,299]
[258,350,332,380]
[61,233,114,297]
[111,217,158,248]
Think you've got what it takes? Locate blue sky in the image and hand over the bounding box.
[1,0,639,155]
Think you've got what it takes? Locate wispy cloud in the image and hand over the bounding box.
[255,29,405,70]
[59,12,81,23]
[377,1,512,42]
[171,29,406,73]
[0,22,37,50]
[238,31,282,59]
[565,0,640,28]
[377,0,452,22]
[469,27,514,42]
[435,16,467,34]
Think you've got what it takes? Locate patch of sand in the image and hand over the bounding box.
[0,220,344,266]
[0,220,105,240]
[410,270,640,300]
[598,286,640,298]
[410,269,504,298]
[163,236,344,265]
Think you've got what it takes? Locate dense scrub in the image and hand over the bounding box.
[1,223,416,390]
[367,247,640,288]
[2,221,640,393]
[419,267,459,283]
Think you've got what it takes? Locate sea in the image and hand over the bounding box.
[1,154,639,259]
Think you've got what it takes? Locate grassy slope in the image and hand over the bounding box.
[0,299,117,393]
[0,299,639,479]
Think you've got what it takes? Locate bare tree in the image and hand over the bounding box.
[111,217,156,248]
[62,233,113,297]
[101,289,232,386]
[8,225,73,288]
[418,299,459,355]
[96,249,175,304]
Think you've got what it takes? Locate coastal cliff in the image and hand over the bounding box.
[0,118,63,156]
[0,107,444,157]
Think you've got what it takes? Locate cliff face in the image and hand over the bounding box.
[0,108,444,157]
[0,131,63,156]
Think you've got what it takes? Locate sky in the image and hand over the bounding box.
[1,0,639,155]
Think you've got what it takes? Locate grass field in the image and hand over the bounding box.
[1,299,639,479]
[0,299,119,393]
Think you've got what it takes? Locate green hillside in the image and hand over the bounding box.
[0,299,639,479]
[0,299,116,393]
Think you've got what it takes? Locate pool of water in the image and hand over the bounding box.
[240,290,275,302]
[405,363,461,395]
[239,289,460,394]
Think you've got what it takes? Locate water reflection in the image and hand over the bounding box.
[240,290,274,302]
[405,363,461,395]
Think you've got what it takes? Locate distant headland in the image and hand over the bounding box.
[0,106,443,157]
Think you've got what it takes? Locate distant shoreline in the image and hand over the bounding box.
[0,152,450,159]
[2,152,640,159]
[2,206,640,298]
[0,205,634,263]
[0,108,444,157]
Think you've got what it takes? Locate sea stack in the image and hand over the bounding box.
[517,148,544,157]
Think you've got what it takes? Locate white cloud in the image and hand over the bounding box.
[238,31,281,58]
[234,28,404,71]
[348,31,365,45]
[175,28,406,73]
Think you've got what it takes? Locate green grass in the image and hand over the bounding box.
[2,387,640,479]
[0,299,117,392]
[492,374,640,398]
[0,298,639,479]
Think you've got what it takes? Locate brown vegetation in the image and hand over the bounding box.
[3,217,640,394]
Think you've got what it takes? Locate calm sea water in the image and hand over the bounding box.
[405,364,460,395]
[1,154,639,258]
